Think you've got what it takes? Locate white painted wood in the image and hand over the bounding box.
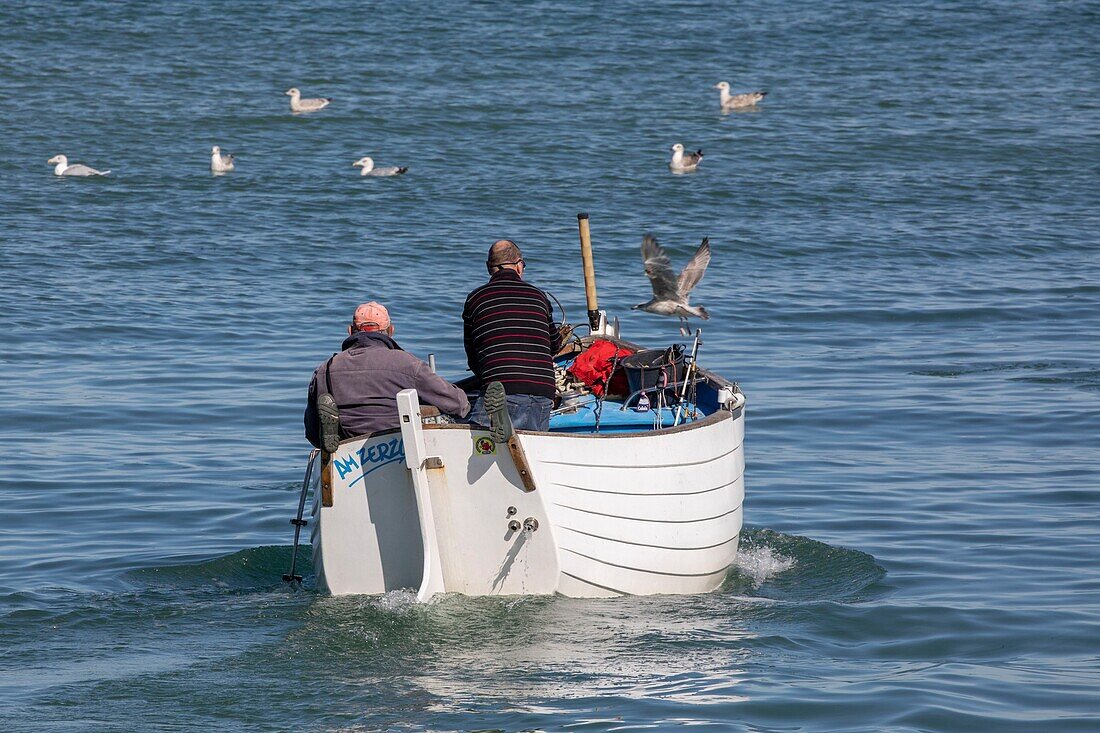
[547,487,743,549]
[541,444,744,497]
[525,413,744,596]
[555,570,622,598]
[417,426,559,595]
[556,528,741,576]
[311,443,420,595]
[545,474,743,521]
[312,405,746,599]
[557,549,733,596]
[397,389,446,602]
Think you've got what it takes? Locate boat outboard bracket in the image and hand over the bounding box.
[283,448,319,585]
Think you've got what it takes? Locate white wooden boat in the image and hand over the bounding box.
[303,331,746,599]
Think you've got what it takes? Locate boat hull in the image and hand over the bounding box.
[311,409,744,598]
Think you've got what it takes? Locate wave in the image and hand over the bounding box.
[126,545,309,593]
[118,527,883,608]
[723,527,887,602]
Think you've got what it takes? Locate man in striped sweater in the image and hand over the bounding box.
[463,240,563,431]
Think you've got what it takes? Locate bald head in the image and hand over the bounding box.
[487,239,524,276]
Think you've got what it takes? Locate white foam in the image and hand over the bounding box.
[735,545,795,586]
[372,588,420,612]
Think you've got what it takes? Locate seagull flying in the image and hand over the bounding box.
[285,87,331,113]
[47,155,110,177]
[669,143,703,173]
[210,145,235,173]
[714,81,767,111]
[632,234,711,336]
[353,156,408,176]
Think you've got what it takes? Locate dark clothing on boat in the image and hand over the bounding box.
[305,331,470,448]
[462,269,562,400]
[467,392,553,432]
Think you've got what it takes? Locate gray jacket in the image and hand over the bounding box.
[305,331,470,447]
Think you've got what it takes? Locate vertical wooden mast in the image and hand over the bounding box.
[577,213,600,331]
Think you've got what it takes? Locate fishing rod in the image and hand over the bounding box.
[673,329,702,427]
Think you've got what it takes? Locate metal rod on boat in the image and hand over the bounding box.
[283,448,319,584]
[577,213,601,331]
[673,330,702,426]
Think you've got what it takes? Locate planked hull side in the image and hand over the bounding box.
[312,409,745,598]
[525,412,744,597]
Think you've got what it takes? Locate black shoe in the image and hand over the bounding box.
[484,381,513,444]
[317,393,341,454]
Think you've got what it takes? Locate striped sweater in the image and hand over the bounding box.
[462,270,562,398]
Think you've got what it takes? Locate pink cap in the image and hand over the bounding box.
[352,301,391,332]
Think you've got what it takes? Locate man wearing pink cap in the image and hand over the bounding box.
[305,301,470,449]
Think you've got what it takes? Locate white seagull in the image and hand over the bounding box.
[285,87,331,113]
[714,81,767,110]
[210,145,235,173]
[669,143,703,173]
[353,156,408,177]
[632,234,712,336]
[47,155,110,177]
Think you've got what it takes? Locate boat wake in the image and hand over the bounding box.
[119,528,884,608]
[732,544,796,588]
[373,588,421,612]
[126,545,311,593]
[723,527,887,602]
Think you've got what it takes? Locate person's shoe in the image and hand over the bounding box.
[317,393,341,454]
[484,381,513,444]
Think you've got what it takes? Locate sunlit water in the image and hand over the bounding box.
[1,1,1098,730]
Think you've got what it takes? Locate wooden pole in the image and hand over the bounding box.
[577,213,600,331]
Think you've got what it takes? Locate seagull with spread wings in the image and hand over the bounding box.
[632,234,711,336]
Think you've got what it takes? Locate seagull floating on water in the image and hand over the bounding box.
[353,156,408,177]
[714,81,767,111]
[669,143,703,173]
[632,234,711,336]
[285,87,331,113]
[210,146,235,173]
[47,155,110,177]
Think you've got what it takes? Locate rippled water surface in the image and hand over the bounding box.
[2,1,1099,730]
